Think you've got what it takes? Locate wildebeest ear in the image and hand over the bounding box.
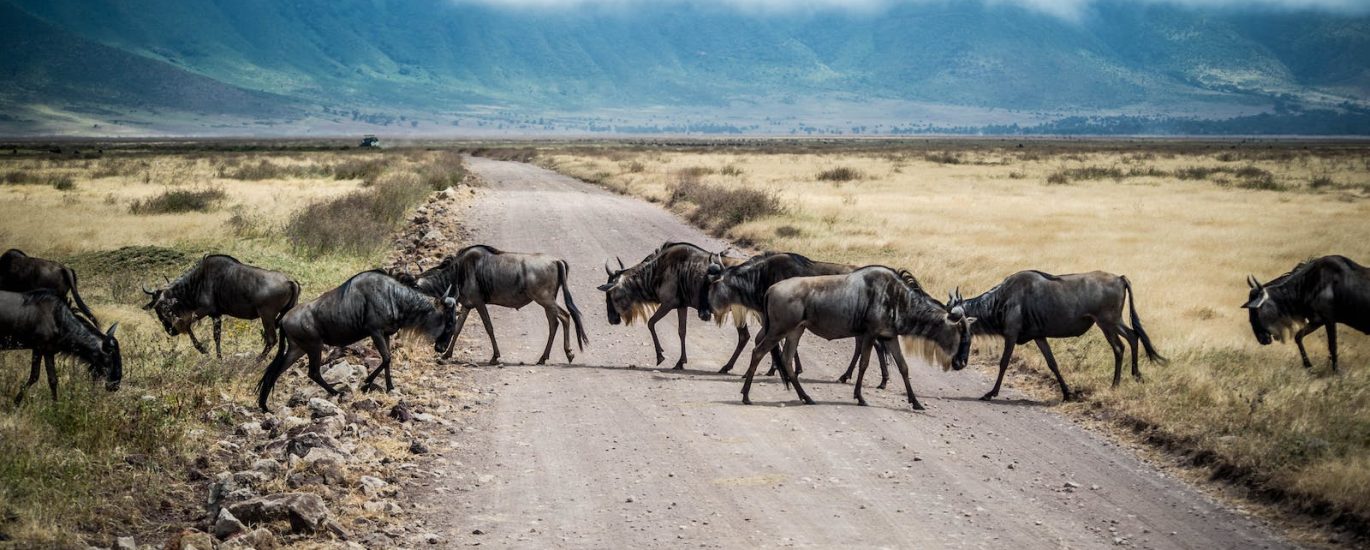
[707,263,722,276]
[597,283,614,292]
[1241,291,1268,309]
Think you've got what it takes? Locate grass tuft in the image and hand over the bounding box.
[128,187,227,215]
[815,166,862,182]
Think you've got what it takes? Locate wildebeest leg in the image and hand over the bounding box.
[719,325,749,373]
[1035,338,1072,401]
[557,305,574,362]
[674,306,689,370]
[981,341,1017,401]
[1326,322,1339,372]
[305,348,340,396]
[441,308,472,360]
[44,353,58,401]
[852,335,875,406]
[212,316,224,359]
[778,329,814,405]
[645,306,672,366]
[885,337,925,411]
[361,334,395,392]
[14,352,42,405]
[1291,321,1324,370]
[741,331,784,405]
[1099,323,1126,387]
[1117,325,1142,381]
[475,303,501,365]
[837,342,861,384]
[185,322,209,355]
[536,303,559,365]
[874,340,890,390]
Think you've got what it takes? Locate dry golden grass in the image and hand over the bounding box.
[545,145,1370,524]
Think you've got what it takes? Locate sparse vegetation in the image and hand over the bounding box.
[128,187,227,214]
[668,174,784,235]
[815,166,862,182]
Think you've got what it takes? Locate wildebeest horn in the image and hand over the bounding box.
[616,257,625,270]
[604,262,613,276]
[442,285,454,298]
[162,275,171,285]
[142,285,156,296]
[1247,275,1260,289]
[106,322,119,338]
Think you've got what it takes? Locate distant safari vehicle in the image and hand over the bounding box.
[359,135,380,148]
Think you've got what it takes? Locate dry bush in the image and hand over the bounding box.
[720,164,744,176]
[677,166,716,178]
[1045,171,1071,185]
[128,187,226,215]
[623,161,646,173]
[668,175,783,235]
[330,157,388,183]
[416,151,467,190]
[286,171,430,257]
[924,151,963,165]
[815,166,862,182]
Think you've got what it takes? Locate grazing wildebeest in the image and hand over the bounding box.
[701,251,894,386]
[598,242,743,370]
[255,271,458,412]
[0,290,122,404]
[741,266,974,409]
[411,245,588,365]
[1244,255,1370,372]
[142,255,300,361]
[1,249,99,326]
[960,270,1164,402]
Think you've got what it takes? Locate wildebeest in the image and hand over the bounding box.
[142,255,300,361]
[1244,255,1369,371]
[740,266,974,410]
[255,271,458,412]
[599,242,742,370]
[960,270,1164,402]
[411,245,588,365]
[701,251,894,386]
[0,290,121,404]
[1,249,99,326]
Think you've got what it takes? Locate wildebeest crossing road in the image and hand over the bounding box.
[417,157,1291,548]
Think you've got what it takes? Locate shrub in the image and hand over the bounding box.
[1175,166,1222,180]
[50,174,75,191]
[677,166,716,178]
[668,176,784,235]
[720,164,744,176]
[1309,176,1336,189]
[330,158,388,183]
[417,151,466,190]
[286,170,433,257]
[816,166,862,182]
[775,225,803,238]
[1045,171,1071,185]
[623,161,646,173]
[129,187,226,215]
[219,159,306,180]
[925,151,962,165]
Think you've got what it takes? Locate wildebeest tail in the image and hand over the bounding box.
[557,260,589,350]
[256,324,290,412]
[63,267,99,328]
[278,281,301,324]
[1121,276,1166,364]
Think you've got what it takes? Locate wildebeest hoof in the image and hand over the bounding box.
[535,357,549,366]
[979,392,996,401]
[673,362,685,370]
[487,358,501,366]
[911,402,926,411]
[564,350,575,362]
[742,397,752,405]
[836,376,850,384]
[802,397,816,405]
[876,382,888,390]
[718,365,733,374]
[856,399,868,407]
[655,353,666,365]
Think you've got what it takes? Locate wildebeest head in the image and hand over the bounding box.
[598,258,629,325]
[942,289,976,372]
[90,322,123,391]
[1242,275,1287,345]
[141,284,193,336]
[422,287,461,354]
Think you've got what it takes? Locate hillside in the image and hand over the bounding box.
[2,0,1368,135]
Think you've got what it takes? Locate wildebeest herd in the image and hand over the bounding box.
[0,244,1366,413]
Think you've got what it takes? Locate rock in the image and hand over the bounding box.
[250,459,281,476]
[311,415,347,438]
[286,472,323,489]
[280,416,309,433]
[413,533,442,545]
[308,398,341,419]
[303,446,348,466]
[283,432,345,459]
[115,536,137,550]
[322,363,355,385]
[213,508,247,540]
[234,422,264,438]
[409,440,430,455]
[358,476,389,497]
[228,493,334,535]
[422,229,445,243]
[231,470,268,486]
[168,529,216,550]
[389,401,413,423]
[219,528,275,550]
[351,398,380,412]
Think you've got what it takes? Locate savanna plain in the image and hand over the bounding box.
[0,140,1366,547]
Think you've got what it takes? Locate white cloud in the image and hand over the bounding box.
[451,0,1370,18]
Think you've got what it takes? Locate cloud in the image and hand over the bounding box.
[451,0,1370,18]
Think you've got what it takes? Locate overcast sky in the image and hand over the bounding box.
[451,0,1370,19]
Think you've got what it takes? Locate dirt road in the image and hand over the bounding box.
[417,157,1291,548]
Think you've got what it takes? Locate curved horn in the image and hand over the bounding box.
[955,286,963,301]
[443,285,454,298]
[616,256,625,270]
[1247,275,1260,289]
[162,275,171,285]
[142,285,156,296]
[604,262,613,276]
[105,322,119,338]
